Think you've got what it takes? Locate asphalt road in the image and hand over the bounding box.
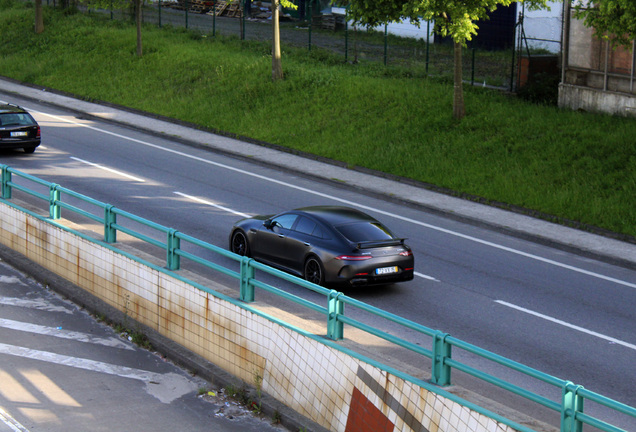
[0,258,290,432]
[0,87,634,431]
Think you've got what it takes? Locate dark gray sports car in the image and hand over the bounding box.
[229,206,414,287]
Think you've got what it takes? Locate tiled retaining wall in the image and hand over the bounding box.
[0,202,519,432]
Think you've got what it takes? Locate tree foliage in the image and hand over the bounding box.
[573,0,636,47]
[343,0,549,119]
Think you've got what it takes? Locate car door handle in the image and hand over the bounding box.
[304,242,311,246]
[278,234,285,238]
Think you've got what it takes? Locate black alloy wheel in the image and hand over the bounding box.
[304,257,324,286]
[231,230,250,256]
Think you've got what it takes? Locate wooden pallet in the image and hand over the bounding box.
[189,0,206,13]
[225,2,242,18]
[210,0,228,16]
[321,14,336,31]
[205,0,243,17]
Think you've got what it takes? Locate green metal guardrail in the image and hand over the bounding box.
[1,164,634,432]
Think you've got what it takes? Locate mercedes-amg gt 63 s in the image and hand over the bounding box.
[229,206,414,287]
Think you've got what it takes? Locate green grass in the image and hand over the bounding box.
[1,0,635,239]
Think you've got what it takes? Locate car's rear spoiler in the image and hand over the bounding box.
[355,238,407,249]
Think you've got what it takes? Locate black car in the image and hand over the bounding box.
[0,104,41,154]
[229,206,414,287]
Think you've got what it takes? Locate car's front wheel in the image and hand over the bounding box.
[230,230,250,257]
[304,256,325,286]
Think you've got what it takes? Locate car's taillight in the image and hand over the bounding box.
[399,250,412,257]
[36,126,41,138]
[335,255,372,261]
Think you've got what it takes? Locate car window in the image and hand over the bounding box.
[271,214,297,230]
[0,113,36,127]
[294,217,331,239]
[336,222,394,242]
[311,224,328,239]
[294,217,316,235]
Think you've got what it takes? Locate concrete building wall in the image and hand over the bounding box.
[559,6,636,117]
[0,201,524,432]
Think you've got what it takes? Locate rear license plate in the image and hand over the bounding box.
[375,266,398,275]
[10,131,28,137]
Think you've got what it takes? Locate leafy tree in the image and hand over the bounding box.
[573,0,636,48]
[344,0,549,119]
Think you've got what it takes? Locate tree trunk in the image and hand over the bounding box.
[136,0,143,57]
[271,0,283,80]
[453,41,465,120]
[35,0,44,34]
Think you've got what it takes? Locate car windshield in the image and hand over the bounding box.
[336,222,394,242]
[0,113,36,127]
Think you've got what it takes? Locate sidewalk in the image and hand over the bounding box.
[1,76,635,269]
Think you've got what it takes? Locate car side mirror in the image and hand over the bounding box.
[263,219,273,229]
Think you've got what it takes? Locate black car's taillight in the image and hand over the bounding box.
[335,255,372,261]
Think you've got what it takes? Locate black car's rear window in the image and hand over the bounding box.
[336,222,394,242]
[0,113,37,127]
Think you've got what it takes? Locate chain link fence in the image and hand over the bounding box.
[51,0,560,91]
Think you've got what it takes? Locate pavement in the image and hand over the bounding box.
[1,76,634,270]
[0,77,634,432]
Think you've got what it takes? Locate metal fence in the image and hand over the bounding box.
[2,163,635,432]
[42,0,557,91]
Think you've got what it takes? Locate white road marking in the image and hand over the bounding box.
[415,272,439,282]
[0,407,29,432]
[70,156,145,182]
[495,300,636,351]
[25,108,636,290]
[0,343,198,404]
[173,192,250,218]
[0,298,73,314]
[0,318,133,350]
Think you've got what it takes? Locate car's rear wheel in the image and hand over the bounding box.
[23,147,36,154]
[230,230,250,256]
[304,256,325,286]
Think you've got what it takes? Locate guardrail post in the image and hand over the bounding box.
[1,165,11,199]
[49,184,61,219]
[561,382,584,432]
[104,205,117,243]
[327,290,344,340]
[166,229,181,270]
[239,256,255,302]
[431,331,452,386]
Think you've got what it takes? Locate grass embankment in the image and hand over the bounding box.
[1,0,635,239]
